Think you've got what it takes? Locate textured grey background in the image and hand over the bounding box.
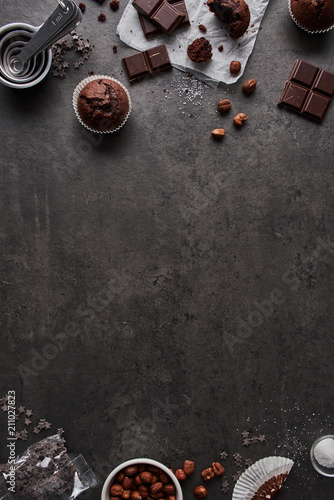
[0,0,333,499]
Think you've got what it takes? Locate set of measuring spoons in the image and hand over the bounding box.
[0,0,82,88]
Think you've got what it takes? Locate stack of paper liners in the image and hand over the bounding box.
[232,456,294,500]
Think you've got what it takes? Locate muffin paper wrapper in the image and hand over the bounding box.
[72,75,132,134]
[288,0,334,34]
[232,456,294,500]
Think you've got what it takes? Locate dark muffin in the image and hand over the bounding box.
[77,78,130,132]
[207,0,250,39]
[290,0,334,32]
[187,37,212,62]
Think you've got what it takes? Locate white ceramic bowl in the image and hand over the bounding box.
[101,458,183,500]
[310,435,334,477]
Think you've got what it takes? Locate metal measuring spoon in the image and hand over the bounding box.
[7,0,81,77]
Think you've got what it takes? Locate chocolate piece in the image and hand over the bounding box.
[278,59,334,122]
[122,52,151,82]
[132,0,164,17]
[122,44,172,82]
[150,1,184,34]
[145,44,172,71]
[138,0,189,38]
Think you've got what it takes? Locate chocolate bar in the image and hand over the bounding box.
[133,0,185,35]
[122,44,172,82]
[139,0,190,39]
[278,59,334,122]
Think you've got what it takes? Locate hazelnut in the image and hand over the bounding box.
[233,113,248,127]
[150,482,163,494]
[134,474,143,486]
[242,79,257,93]
[217,99,231,113]
[140,471,153,484]
[159,472,170,484]
[211,128,225,139]
[183,460,195,476]
[230,60,241,75]
[201,467,215,481]
[147,466,161,474]
[125,465,139,476]
[175,469,186,481]
[116,472,126,482]
[122,490,131,499]
[165,496,176,500]
[212,462,225,476]
[150,492,164,499]
[162,483,176,494]
[137,484,149,498]
[194,485,208,498]
[110,483,123,496]
[130,491,142,500]
[123,477,134,489]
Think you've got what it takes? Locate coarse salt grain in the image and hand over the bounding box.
[314,438,334,468]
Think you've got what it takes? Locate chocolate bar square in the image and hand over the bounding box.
[278,59,334,122]
[132,0,163,17]
[122,52,151,82]
[145,44,172,72]
[150,1,184,35]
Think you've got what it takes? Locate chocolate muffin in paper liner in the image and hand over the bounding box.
[289,0,334,33]
[73,75,131,133]
[0,435,76,499]
[232,456,294,500]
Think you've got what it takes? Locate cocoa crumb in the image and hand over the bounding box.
[218,45,223,52]
[78,2,86,12]
[198,24,207,33]
[113,45,117,53]
[98,13,106,21]
[109,0,119,10]
[88,70,94,75]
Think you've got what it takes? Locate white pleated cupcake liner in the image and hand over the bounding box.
[232,456,294,500]
[72,75,132,133]
[288,0,334,34]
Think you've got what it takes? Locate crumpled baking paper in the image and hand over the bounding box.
[117,0,271,86]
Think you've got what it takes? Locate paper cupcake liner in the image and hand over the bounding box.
[232,456,294,500]
[72,75,132,134]
[288,0,334,34]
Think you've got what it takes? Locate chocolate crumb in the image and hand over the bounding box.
[218,45,223,52]
[198,24,207,33]
[98,13,106,21]
[109,0,120,10]
[79,3,86,12]
[113,45,117,53]
[88,70,94,75]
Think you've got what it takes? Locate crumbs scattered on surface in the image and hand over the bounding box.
[109,0,120,10]
[79,2,86,12]
[113,45,118,53]
[198,24,207,33]
[98,13,106,21]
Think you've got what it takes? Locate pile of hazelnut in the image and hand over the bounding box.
[108,459,225,499]
[211,76,257,139]
[174,459,225,498]
[109,463,177,500]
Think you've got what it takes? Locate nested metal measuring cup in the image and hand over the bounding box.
[0,0,82,89]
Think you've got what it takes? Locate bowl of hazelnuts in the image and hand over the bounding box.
[101,458,183,500]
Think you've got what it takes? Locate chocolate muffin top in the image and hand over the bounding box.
[207,0,250,39]
[77,78,129,132]
[290,0,334,32]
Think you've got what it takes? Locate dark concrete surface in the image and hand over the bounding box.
[1,0,334,498]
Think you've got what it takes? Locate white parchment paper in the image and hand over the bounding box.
[117,0,271,86]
